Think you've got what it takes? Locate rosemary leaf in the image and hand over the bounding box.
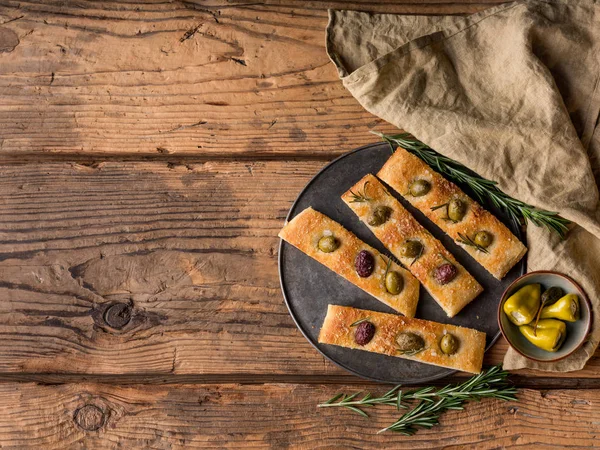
[323,393,344,405]
[349,181,372,203]
[410,244,424,267]
[380,255,393,280]
[349,318,370,327]
[430,203,449,211]
[348,406,369,418]
[457,232,490,254]
[396,347,425,357]
[383,385,402,399]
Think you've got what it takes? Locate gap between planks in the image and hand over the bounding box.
[0,373,597,390]
[0,151,343,166]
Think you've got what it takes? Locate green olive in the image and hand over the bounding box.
[399,240,423,259]
[395,332,425,354]
[447,198,467,222]
[408,179,431,197]
[439,334,459,355]
[473,231,493,248]
[368,205,392,227]
[541,286,565,306]
[385,271,404,295]
[318,235,339,253]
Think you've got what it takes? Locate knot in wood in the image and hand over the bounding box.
[103,303,132,329]
[0,28,19,53]
[74,405,105,431]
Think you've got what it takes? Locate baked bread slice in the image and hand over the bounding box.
[279,207,420,317]
[378,147,527,280]
[342,174,482,317]
[319,304,485,374]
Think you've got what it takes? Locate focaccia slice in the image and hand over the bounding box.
[342,174,482,317]
[279,207,420,317]
[378,147,527,279]
[319,305,485,374]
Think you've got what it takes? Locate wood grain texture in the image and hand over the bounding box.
[0,160,326,375]
[0,1,596,447]
[0,160,598,378]
[0,381,598,449]
[0,0,509,159]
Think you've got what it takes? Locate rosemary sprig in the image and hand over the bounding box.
[457,232,490,254]
[395,347,425,357]
[430,202,458,223]
[318,365,517,435]
[349,181,372,203]
[372,131,571,238]
[380,397,464,435]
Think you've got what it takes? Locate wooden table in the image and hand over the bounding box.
[0,1,597,448]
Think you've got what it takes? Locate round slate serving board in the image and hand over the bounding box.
[279,142,527,384]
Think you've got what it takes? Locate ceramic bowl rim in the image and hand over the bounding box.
[497,270,592,362]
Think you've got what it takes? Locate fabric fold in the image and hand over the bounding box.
[327,0,600,371]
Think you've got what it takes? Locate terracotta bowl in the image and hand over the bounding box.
[498,271,592,362]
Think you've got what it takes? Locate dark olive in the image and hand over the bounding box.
[318,235,339,253]
[541,286,565,306]
[473,231,493,248]
[408,179,431,197]
[385,271,404,295]
[399,240,423,259]
[354,321,376,346]
[368,205,392,227]
[355,250,375,277]
[447,198,467,222]
[434,263,458,285]
[440,334,459,355]
[395,332,425,354]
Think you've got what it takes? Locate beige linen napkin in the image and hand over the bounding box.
[327,0,600,371]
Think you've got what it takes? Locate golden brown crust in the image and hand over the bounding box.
[318,305,485,374]
[278,207,420,317]
[342,175,483,317]
[377,148,527,279]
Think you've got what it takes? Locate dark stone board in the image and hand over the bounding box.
[279,143,526,384]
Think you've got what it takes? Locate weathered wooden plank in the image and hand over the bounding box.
[0,160,325,375]
[0,369,599,390]
[0,160,597,378]
[0,1,507,159]
[0,381,597,449]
